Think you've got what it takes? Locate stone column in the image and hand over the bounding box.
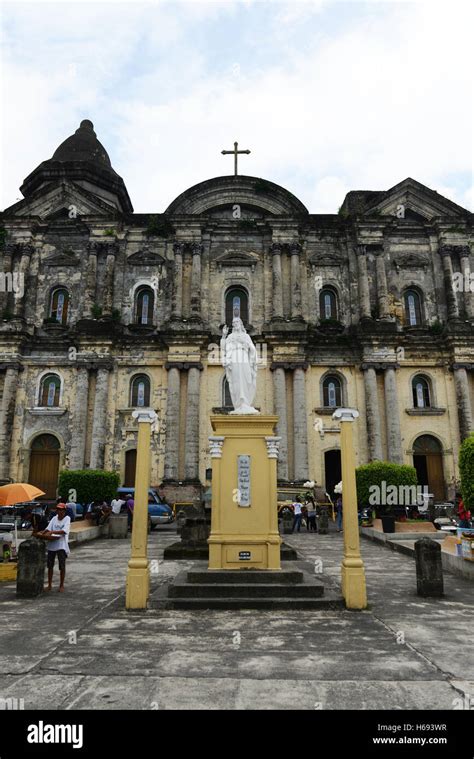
[290,242,302,318]
[363,365,383,461]
[375,251,390,319]
[68,367,90,469]
[89,367,110,469]
[172,242,184,319]
[164,365,181,480]
[440,247,459,320]
[190,243,202,320]
[356,244,371,319]
[459,247,474,320]
[184,366,201,480]
[384,365,403,464]
[454,365,473,441]
[83,246,98,317]
[102,253,115,315]
[0,366,20,481]
[13,244,33,318]
[293,366,309,480]
[272,366,288,480]
[271,243,284,319]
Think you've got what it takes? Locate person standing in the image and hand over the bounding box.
[291,496,303,533]
[458,496,472,529]
[336,495,343,532]
[306,497,317,532]
[126,494,135,530]
[37,502,71,592]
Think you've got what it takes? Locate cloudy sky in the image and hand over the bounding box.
[1,0,473,213]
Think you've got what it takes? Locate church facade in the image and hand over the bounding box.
[0,119,473,504]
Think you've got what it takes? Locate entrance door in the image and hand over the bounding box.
[324,449,342,501]
[413,435,445,501]
[28,434,60,500]
[124,449,137,488]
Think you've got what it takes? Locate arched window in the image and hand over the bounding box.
[49,288,69,325]
[223,377,232,408]
[319,288,338,320]
[39,373,61,407]
[412,375,431,408]
[322,375,342,408]
[225,287,249,327]
[130,374,150,407]
[404,289,422,326]
[135,286,154,325]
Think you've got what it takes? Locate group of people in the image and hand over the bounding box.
[283,494,343,534]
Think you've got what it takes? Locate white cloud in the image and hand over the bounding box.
[1,0,473,213]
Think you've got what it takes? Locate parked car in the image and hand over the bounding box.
[116,488,174,529]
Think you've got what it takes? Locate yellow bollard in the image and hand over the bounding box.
[126,409,157,609]
[332,408,367,610]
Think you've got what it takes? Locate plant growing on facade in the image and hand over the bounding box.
[459,433,474,511]
[91,304,103,318]
[144,215,175,238]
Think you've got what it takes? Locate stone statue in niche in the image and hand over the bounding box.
[221,317,258,414]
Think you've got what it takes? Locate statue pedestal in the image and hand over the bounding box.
[208,415,281,570]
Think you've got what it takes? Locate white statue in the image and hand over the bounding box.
[221,317,258,414]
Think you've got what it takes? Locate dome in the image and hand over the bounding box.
[51,119,113,169]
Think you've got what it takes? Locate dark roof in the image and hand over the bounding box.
[52,120,113,169]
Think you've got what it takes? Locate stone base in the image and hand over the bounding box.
[152,560,343,610]
[163,540,298,561]
[160,480,203,508]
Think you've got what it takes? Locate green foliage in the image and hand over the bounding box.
[103,228,116,237]
[429,320,445,335]
[145,215,175,238]
[111,308,121,322]
[237,219,257,231]
[356,461,418,512]
[91,304,103,318]
[254,178,273,195]
[58,470,120,504]
[459,434,474,511]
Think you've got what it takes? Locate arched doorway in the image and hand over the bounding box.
[324,450,342,501]
[413,435,445,501]
[28,434,60,500]
[124,449,137,488]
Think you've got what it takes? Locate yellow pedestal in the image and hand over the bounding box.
[0,562,18,582]
[208,415,282,570]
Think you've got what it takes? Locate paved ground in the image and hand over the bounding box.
[0,525,473,710]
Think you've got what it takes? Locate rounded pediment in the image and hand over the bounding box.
[165,175,308,216]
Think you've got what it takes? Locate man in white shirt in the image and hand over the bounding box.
[111,496,125,515]
[291,496,303,533]
[37,503,71,592]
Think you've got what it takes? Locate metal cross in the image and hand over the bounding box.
[221,141,251,176]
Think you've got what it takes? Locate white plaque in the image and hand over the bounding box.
[237,455,251,507]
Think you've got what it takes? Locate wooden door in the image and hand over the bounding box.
[426,453,445,501]
[124,449,137,488]
[28,435,60,500]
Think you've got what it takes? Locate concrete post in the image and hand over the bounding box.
[363,365,383,461]
[454,366,473,440]
[126,409,157,609]
[415,538,443,597]
[164,366,181,480]
[356,245,371,319]
[293,367,309,481]
[271,244,284,319]
[90,367,110,469]
[16,537,46,598]
[184,366,201,479]
[333,408,367,610]
[384,366,403,464]
[272,367,288,480]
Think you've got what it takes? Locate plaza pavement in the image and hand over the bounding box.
[0,525,472,710]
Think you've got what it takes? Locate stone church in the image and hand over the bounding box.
[0,119,473,505]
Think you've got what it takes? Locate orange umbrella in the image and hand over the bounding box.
[0,483,45,506]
